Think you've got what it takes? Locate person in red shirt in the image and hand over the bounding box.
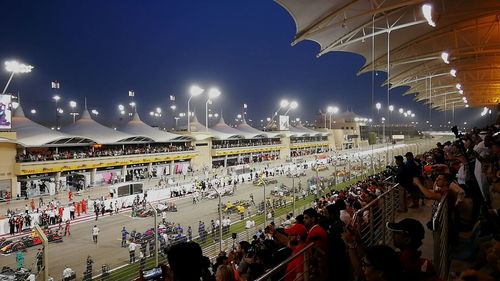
[303,208,329,251]
[68,191,73,202]
[76,202,81,217]
[284,223,308,281]
[81,199,87,214]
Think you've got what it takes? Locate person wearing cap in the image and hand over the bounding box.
[284,223,308,281]
[387,218,439,281]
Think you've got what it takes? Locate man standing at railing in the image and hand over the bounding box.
[387,218,439,281]
[283,223,308,281]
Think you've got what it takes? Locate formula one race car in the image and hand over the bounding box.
[0,229,63,254]
[252,178,278,186]
[156,202,178,212]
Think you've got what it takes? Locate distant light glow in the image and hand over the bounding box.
[170,105,177,110]
[456,83,462,90]
[280,99,289,108]
[30,109,36,114]
[388,105,394,112]
[156,107,161,113]
[375,102,381,110]
[458,90,463,95]
[441,52,449,64]
[69,101,77,108]
[399,108,404,114]
[5,60,33,73]
[422,4,436,27]
[208,88,221,99]
[91,109,99,115]
[290,101,298,109]
[118,104,124,111]
[450,69,457,77]
[190,85,204,96]
[53,95,61,101]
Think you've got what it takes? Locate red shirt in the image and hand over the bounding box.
[285,244,306,281]
[307,224,328,251]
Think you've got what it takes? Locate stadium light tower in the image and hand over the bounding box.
[187,85,204,132]
[2,60,33,94]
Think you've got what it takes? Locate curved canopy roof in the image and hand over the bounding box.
[275,0,500,110]
[236,118,281,138]
[62,109,153,144]
[210,115,253,139]
[119,113,192,142]
[189,115,240,140]
[289,122,325,137]
[12,106,95,147]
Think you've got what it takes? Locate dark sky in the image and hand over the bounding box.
[1,0,482,129]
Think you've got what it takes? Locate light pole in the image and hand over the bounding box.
[174,117,180,130]
[2,60,33,94]
[326,106,333,128]
[205,88,221,131]
[284,100,298,116]
[213,187,223,253]
[69,101,77,123]
[187,85,204,132]
[388,105,394,140]
[376,103,382,142]
[329,106,339,129]
[53,95,61,128]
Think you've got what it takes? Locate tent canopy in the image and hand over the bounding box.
[275,0,500,110]
[119,113,192,142]
[62,110,153,144]
[12,106,95,147]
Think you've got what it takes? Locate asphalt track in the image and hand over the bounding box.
[0,143,422,280]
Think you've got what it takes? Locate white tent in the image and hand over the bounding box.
[210,115,252,139]
[235,118,282,139]
[12,106,95,147]
[62,109,152,144]
[119,113,192,142]
[189,115,240,140]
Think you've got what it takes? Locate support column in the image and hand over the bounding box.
[170,161,175,176]
[121,165,127,182]
[55,172,61,193]
[224,155,228,167]
[90,168,97,187]
[148,162,153,177]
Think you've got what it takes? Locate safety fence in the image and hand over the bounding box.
[89,140,430,280]
[254,242,327,281]
[350,180,401,247]
[432,194,449,280]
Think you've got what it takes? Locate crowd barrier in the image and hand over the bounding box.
[432,194,449,279]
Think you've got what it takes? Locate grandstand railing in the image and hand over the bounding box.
[432,193,449,280]
[254,242,319,281]
[351,181,401,247]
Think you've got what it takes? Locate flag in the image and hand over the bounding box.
[170,95,175,101]
[243,103,247,109]
[51,81,60,89]
[128,90,135,97]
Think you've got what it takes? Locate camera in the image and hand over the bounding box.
[142,266,163,280]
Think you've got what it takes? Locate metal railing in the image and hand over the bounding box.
[432,194,449,280]
[350,182,401,247]
[254,242,328,281]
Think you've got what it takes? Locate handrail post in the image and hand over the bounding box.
[34,225,49,281]
[147,202,158,267]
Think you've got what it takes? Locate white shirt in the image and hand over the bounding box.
[92,227,99,236]
[340,210,352,225]
[69,205,75,212]
[62,268,73,278]
[129,242,137,251]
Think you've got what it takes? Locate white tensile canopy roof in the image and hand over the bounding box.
[210,115,256,139]
[119,113,192,142]
[289,122,324,137]
[12,106,95,147]
[62,109,153,144]
[275,0,500,109]
[236,118,285,139]
[189,115,241,140]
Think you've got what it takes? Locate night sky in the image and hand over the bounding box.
[0,0,484,130]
